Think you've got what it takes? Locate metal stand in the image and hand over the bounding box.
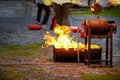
[84,26,113,67]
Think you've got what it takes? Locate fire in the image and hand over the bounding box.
[44,25,82,50]
[43,25,100,50]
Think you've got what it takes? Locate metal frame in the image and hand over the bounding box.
[84,25,113,67]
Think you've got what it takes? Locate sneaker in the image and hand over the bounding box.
[36,21,41,25]
[42,24,49,30]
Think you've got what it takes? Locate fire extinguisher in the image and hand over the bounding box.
[50,16,57,30]
[80,25,86,38]
[28,24,42,30]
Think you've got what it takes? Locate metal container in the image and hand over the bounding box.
[53,47,102,63]
[83,19,117,35]
[85,19,109,35]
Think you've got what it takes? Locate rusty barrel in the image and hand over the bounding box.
[85,19,110,35]
[84,19,117,35]
[53,47,102,63]
[85,19,109,35]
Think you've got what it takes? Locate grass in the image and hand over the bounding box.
[0,42,52,80]
[0,66,45,80]
[81,67,120,80]
[0,42,120,80]
[70,7,120,16]
[0,67,25,80]
[0,42,45,57]
[81,74,120,80]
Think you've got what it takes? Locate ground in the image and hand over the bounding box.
[0,45,120,80]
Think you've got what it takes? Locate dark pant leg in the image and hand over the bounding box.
[54,4,69,26]
[54,4,62,25]
[41,5,50,24]
[36,3,43,23]
[61,4,69,25]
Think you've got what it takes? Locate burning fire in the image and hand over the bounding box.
[43,25,100,50]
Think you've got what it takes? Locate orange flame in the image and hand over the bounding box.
[44,25,81,50]
[43,25,100,50]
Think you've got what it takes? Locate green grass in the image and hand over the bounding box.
[0,67,25,80]
[0,66,45,80]
[70,7,120,16]
[0,42,45,57]
[81,74,120,80]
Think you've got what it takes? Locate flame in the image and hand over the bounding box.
[43,25,100,50]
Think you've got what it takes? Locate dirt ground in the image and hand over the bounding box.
[0,47,120,80]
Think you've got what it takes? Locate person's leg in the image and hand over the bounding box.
[54,4,62,25]
[42,5,50,25]
[88,0,91,6]
[61,4,69,25]
[36,3,43,23]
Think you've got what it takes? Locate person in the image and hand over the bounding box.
[49,3,71,30]
[88,0,96,6]
[42,0,75,26]
[35,0,50,26]
[54,3,70,26]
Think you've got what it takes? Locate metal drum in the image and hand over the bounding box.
[85,19,110,35]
